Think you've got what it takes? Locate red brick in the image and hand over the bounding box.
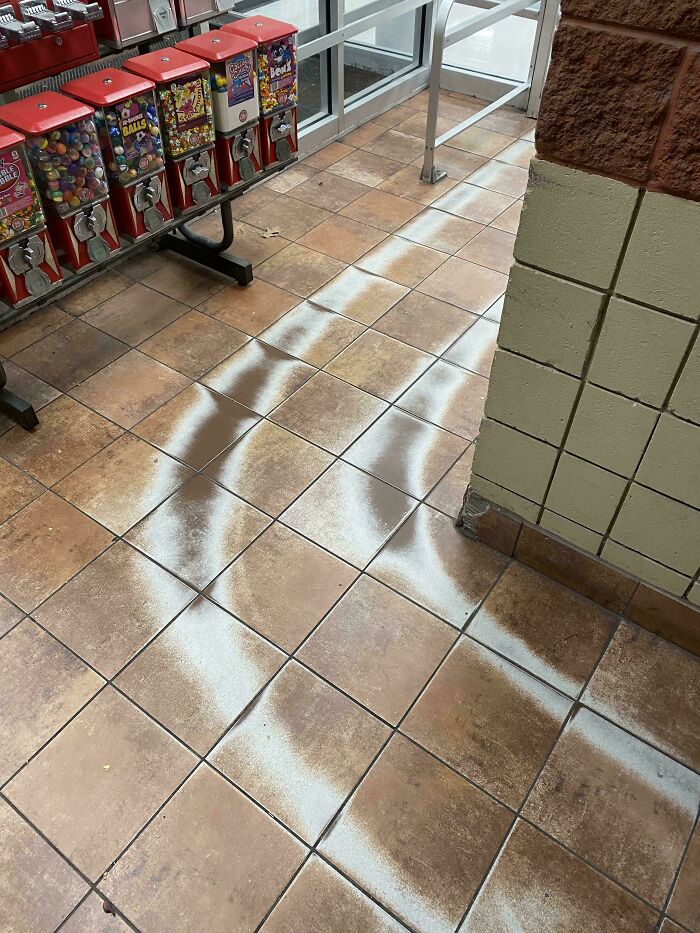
[653,53,700,200]
[560,0,700,42]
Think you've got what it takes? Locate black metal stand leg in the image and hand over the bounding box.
[0,361,38,430]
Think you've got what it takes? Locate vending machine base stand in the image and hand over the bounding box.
[0,361,39,430]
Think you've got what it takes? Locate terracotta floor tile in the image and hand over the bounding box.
[438,97,485,122]
[14,320,127,391]
[305,141,355,169]
[457,226,516,274]
[466,159,529,198]
[477,107,535,138]
[394,110,458,140]
[229,185,280,218]
[226,220,290,266]
[0,492,111,612]
[469,562,615,697]
[245,195,332,241]
[523,707,700,907]
[204,420,333,517]
[661,920,686,932]
[397,208,483,254]
[55,434,192,535]
[0,457,42,523]
[6,688,195,880]
[211,662,388,842]
[496,138,536,167]
[133,383,259,470]
[325,330,433,402]
[361,129,425,164]
[626,585,700,657]
[0,361,61,434]
[141,255,225,305]
[404,636,570,806]
[259,300,365,366]
[58,271,131,316]
[412,147,489,181]
[207,523,357,651]
[484,294,504,321]
[582,622,700,770]
[70,350,190,429]
[398,360,489,438]
[417,256,507,314]
[201,339,315,415]
[320,734,512,932]
[0,396,121,486]
[116,596,284,754]
[374,291,477,355]
[288,171,372,212]
[270,371,387,454]
[0,798,87,932]
[373,104,416,127]
[355,236,447,287]
[490,198,523,234]
[101,764,305,932]
[461,819,659,932]
[35,541,194,678]
[1,619,103,784]
[342,121,386,146]
[311,267,408,325]
[61,892,132,933]
[138,309,249,378]
[82,283,188,345]
[448,126,515,157]
[257,243,347,298]
[261,855,404,932]
[119,248,166,280]
[263,164,316,192]
[299,576,456,724]
[669,823,700,931]
[281,461,416,568]
[298,215,386,263]
[379,163,458,204]
[0,593,23,637]
[369,505,507,626]
[0,304,70,356]
[126,475,270,590]
[443,316,500,376]
[343,407,466,498]
[426,446,474,518]
[327,150,403,187]
[433,182,516,225]
[198,280,298,335]
[340,190,422,233]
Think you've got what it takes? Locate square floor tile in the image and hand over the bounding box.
[320,734,512,933]
[496,139,535,167]
[311,267,409,325]
[0,457,42,523]
[340,191,422,233]
[379,163,459,203]
[298,215,387,263]
[477,107,535,138]
[5,688,196,880]
[305,141,354,169]
[0,304,70,356]
[491,199,523,233]
[281,461,416,569]
[204,420,333,518]
[259,300,365,367]
[443,317,500,376]
[343,407,466,498]
[71,350,190,429]
[299,576,456,724]
[325,331,433,403]
[342,121,386,145]
[245,195,332,241]
[198,280,298,335]
[411,148,488,182]
[403,636,570,807]
[35,541,194,678]
[398,360,489,438]
[469,562,615,697]
[369,505,507,626]
[187,217,289,268]
[101,765,305,932]
[201,339,315,415]
[466,160,529,198]
[355,236,447,287]
[0,798,87,932]
[327,150,403,187]
[433,183,515,224]
[374,291,477,355]
[668,823,700,931]
[1,619,103,784]
[133,383,259,470]
[373,104,416,127]
[141,255,225,305]
[523,707,700,907]
[207,522,357,652]
[396,209,483,254]
[126,475,270,590]
[229,185,280,217]
[0,594,23,637]
[457,227,516,274]
[426,445,474,518]
[448,126,514,157]
[211,662,388,842]
[60,892,133,932]
[58,271,130,316]
[361,128,426,164]
[288,171,372,212]
[82,283,188,345]
[0,395,121,486]
[461,820,659,932]
[138,309,249,378]
[484,294,504,322]
[256,244,347,298]
[0,361,60,434]
[116,596,284,754]
[0,492,112,612]
[582,621,700,770]
[270,371,387,454]
[55,434,193,535]
[417,256,508,313]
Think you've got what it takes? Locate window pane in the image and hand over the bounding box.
[344,9,419,102]
[444,4,537,82]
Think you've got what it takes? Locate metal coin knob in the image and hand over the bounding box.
[24,268,51,296]
[86,236,110,263]
[8,235,45,274]
[191,181,211,206]
[183,151,210,186]
[73,204,106,242]
[275,138,291,162]
[133,175,162,212]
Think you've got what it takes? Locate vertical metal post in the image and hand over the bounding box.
[329,0,345,128]
[525,0,559,118]
[420,0,454,183]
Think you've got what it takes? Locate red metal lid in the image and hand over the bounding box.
[0,91,94,135]
[62,68,155,107]
[125,48,209,84]
[0,125,25,151]
[176,31,256,63]
[223,15,298,43]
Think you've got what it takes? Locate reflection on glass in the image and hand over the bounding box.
[444,4,537,82]
[344,9,419,102]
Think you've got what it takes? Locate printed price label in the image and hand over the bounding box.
[149,0,176,34]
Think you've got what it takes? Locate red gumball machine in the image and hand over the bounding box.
[176,31,261,191]
[223,16,297,170]
[0,125,62,306]
[62,68,173,241]
[0,92,119,271]
[125,48,218,214]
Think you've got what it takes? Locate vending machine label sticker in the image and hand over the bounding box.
[227,52,255,107]
[0,149,43,242]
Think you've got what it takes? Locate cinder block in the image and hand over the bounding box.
[498,263,603,376]
[514,159,638,288]
[617,192,700,320]
[588,297,693,406]
[469,474,540,522]
[559,0,700,41]
[602,540,692,597]
[540,510,603,553]
[610,484,700,575]
[565,384,658,477]
[485,350,579,445]
[655,54,700,200]
[670,339,700,425]
[637,414,700,509]
[472,418,557,504]
[545,453,627,533]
